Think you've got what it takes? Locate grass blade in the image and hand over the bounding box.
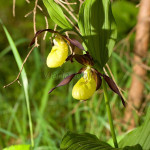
[1,20,34,147]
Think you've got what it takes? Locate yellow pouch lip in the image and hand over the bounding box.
[46,37,68,68]
[72,67,97,100]
[72,77,96,100]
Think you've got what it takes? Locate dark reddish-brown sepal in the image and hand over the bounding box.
[92,71,102,91]
[74,53,94,66]
[48,68,85,94]
[92,68,103,76]
[96,75,102,90]
[30,29,85,52]
[103,75,126,107]
[66,55,74,63]
[63,37,84,50]
[30,29,59,47]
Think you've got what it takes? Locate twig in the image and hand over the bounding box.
[24,11,33,18]
[33,0,39,45]
[79,0,83,9]
[37,5,43,11]
[13,0,16,17]
[25,1,49,41]
[52,24,58,38]
[26,0,30,3]
[64,14,80,32]
[43,16,49,40]
[65,0,74,12]
[36,5,49,40]
[3,45,38,88]
[55,0,78,23]
[59,0,77,5]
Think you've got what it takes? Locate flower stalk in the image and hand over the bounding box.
[102,78,118,148]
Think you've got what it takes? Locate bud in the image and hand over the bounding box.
[46,36,68,68]
[72,66,96,100]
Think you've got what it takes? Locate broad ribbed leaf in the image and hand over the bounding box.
[78,0,117,69]
[119,107,150,150]
[60,131,115,150]
[123,144,142,150]
[60,131,142,150]
[3,145,31,150]
[43,0,72,29]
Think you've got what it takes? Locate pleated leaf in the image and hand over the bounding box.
[60,131,142,150]
[3,145,31,150]
[60,131,114,150]
[78,0,117,69]
[43,0,72,29]
[123,145,142,150]
[119,107,150,150]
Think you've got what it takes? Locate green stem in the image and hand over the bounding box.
[102,78,118,148]
[25,91,34,147]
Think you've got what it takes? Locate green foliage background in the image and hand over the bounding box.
[0,0,150,149]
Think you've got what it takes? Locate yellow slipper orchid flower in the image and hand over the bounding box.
[29,28,125,106]
[72,66,97,100]
[46,36,68,68]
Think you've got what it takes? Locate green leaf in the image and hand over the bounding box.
[112,1,138,35]
[60,131,143,150]
[123,144,142,150]
[43,0,72,29]
[119,107,150,150]
[60,131,116,150]
[1,20,34,146]
[78,0,117,69]
[3,145,31,150]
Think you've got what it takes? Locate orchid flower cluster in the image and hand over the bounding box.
[46,35,97,100]
[30,29,125,106]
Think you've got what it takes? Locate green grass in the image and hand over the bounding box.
[1,20,34,147]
